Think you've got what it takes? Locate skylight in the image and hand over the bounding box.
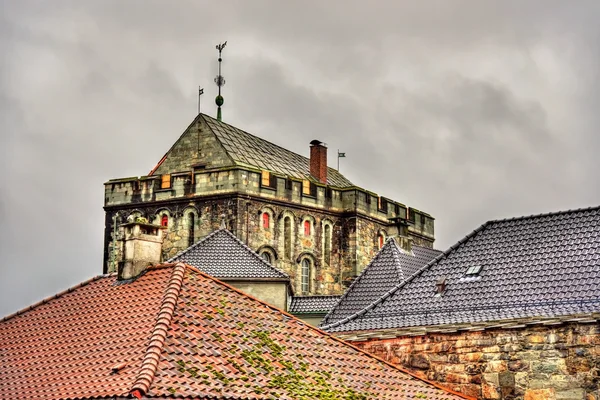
[465,265,483,276]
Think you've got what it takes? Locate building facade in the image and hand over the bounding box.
[322,206,600,399]
[103,113,435,295]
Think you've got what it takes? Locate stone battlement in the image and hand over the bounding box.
[104,167,435,239]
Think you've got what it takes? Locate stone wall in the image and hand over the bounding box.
[350,323,600,399]
[103,116,436,291]
[104,191,434,294]
[225,280,289,311]
[151,117,234,175]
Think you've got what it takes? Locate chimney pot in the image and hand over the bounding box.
[310,140,327,184]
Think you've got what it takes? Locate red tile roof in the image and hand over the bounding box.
[0,264,471,400]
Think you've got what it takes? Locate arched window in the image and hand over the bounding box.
[262,213,270,229]
[161,215,169,227]
[188,213,195,247]
[324,224,331,265]
[260,252,272,264]
[303,220,311,236]
[378,233,385,249]
[301,258,311,295]
[284,217,292,259]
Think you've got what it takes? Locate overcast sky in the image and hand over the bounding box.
[1,1,599,317]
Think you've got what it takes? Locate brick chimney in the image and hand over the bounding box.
[310,140,327,184]
[118,220,166,280]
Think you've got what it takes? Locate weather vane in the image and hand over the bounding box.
[215,41,227,121]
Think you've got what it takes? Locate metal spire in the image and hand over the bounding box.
[215,41,227,121]
[198,86,204,114]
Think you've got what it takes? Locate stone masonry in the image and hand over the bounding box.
[351,323,600,400]
[103,114,435,295]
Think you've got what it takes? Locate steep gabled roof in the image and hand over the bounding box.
[320,239,441,327]
[0,264,470,400]
[150,113,354,187]
[0,270,169,400]
[323,206,600,333]
[168,228,289,280]
[289,295,343,315]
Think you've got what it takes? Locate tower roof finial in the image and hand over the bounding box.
[215,41,227,121]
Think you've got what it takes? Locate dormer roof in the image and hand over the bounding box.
[168,228,289,280]
[321,239,441,327]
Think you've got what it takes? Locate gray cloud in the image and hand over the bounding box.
[1,0,599,317]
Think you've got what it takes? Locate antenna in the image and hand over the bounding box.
[198,86,204,114]
[215,41,227,121]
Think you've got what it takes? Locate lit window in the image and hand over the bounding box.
[261,170,270,186]
[378,234,385,249]
[262,213,270,229]
[161,215,168,227]
[161,174,171,189]
[301,259,311,295]
[302,180,311,195]
[304,220,311,236]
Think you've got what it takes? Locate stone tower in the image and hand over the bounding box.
[103,114,435,295]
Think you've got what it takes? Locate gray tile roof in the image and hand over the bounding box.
[289,295,343,314]
[203,114,354,187]
[168,228,289,280]
[323,205,600,333]
[320,240,441,327]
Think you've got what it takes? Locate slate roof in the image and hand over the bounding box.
[203,114,354,187]
[289,295,343,314]
[323,206,600,333]
[321,240,441,327]
[0,263,470,400]
[168,228,289,280]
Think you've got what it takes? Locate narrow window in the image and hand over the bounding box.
[261,170,270,186]
[301,259,310,295]
[161,174,171,189]
[302,180,311,195]
[261,252,272,264]
[303,220,311,236]
[161,215,169,227]
[284,217,292,259]
[324,224,331,265]
[262,213,270,229]
[188,213,195,247]
[378,234,384,249]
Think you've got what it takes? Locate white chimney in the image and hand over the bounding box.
[118,220,166,280]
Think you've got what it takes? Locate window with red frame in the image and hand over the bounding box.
[161,215,168,227]
[378,234,384,249]
[303,220,311,236]
[262,213,269,229]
